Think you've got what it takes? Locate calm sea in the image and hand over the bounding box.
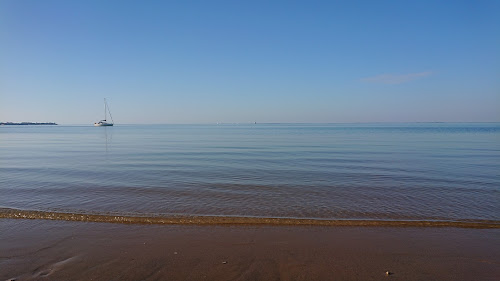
[1,123,499,225]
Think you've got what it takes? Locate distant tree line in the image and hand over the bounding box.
[0,122,57,125]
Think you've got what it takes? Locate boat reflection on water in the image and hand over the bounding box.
[102,126,113,155]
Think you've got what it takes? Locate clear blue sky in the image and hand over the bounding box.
[1,0,499,124]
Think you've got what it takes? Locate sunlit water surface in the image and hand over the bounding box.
[1,123,499,223]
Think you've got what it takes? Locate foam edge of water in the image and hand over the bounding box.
[1,208,498,229]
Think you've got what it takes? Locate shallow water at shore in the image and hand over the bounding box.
[1,123,499,223]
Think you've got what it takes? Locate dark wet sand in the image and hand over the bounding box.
[1,219,499,281]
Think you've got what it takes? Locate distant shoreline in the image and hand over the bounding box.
[0,122,57,125]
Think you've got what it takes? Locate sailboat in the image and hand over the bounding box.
[94,98,114,126]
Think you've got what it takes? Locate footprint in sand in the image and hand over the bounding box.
[32,256,79,278]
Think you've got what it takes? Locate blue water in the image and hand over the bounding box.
[1,123,499,222]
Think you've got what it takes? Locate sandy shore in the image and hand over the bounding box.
[1,219,499,281]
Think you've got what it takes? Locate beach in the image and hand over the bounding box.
[3,0,500,279]
[1,219,499,281]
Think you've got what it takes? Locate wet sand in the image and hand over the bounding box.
[1,219,499,281]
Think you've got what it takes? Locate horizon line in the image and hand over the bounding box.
[9,121,498,126]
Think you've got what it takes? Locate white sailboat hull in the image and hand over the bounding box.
[94,122,113,126]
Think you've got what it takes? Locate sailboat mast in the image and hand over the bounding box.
[94,98,114,126]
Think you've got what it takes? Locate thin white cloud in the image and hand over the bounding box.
[361,71,432,84]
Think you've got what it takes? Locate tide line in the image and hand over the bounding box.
[0,208,498,229]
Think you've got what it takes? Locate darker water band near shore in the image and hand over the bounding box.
[1,208,498,229]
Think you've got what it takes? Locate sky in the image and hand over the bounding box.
[1,0,499,124]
